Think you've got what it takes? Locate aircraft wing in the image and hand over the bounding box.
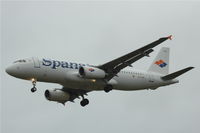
[98,35,172,81]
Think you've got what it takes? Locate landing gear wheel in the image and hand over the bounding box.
[31,87,37,92]
[104,88,112,93]
[80,99,89,107]
[31,79,37,93]
[104,85,113,93]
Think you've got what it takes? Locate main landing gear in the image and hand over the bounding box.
[104,85,113,93]
[80,95,89,107]
[31,79,37,93]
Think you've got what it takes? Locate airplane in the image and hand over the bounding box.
[5,35,194,107]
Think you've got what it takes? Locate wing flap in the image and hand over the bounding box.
[105,49,154,80]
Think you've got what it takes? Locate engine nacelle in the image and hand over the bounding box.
[79,66,106,79]
[44,89,70,104]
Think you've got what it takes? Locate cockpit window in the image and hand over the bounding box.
[13,59,26,63]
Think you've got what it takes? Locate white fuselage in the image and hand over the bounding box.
[6,57,178,91]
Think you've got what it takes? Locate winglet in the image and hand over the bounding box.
[168,35,172,40]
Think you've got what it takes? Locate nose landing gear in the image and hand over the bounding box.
[80,95,89,107]
[31,79,37,93]
[80,99,89,107]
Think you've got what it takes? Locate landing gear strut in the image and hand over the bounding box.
[80,95,89,107]
[31,79,37,93]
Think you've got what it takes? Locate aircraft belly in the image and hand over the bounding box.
[62,80,105,91]
[113,75,153,91]
[61,71,106,91]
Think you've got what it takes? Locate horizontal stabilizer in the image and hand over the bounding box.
[161,67,194,80]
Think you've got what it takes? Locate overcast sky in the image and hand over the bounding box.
[1,1,200,133]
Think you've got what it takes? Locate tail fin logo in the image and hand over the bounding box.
[155,60,167,68]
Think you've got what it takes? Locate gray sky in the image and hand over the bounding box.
[1,1,200,133]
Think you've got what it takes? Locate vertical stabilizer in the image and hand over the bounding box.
[148,47,169,75]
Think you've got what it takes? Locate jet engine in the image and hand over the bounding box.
[79,66,106,79]
[44,89,70,104]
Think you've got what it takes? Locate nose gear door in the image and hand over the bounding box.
[32,57,40,68]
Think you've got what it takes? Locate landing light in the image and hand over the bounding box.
[31,78,36,82]
[91,79,96,82]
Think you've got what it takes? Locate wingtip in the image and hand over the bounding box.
[186,66,195,71]
[189,66,195,69]
[168,35,172,40]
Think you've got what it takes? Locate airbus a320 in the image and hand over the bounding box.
[6,35,194,107]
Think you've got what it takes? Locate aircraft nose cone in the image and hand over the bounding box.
[6,64,27,79]
[6,65,15,76]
